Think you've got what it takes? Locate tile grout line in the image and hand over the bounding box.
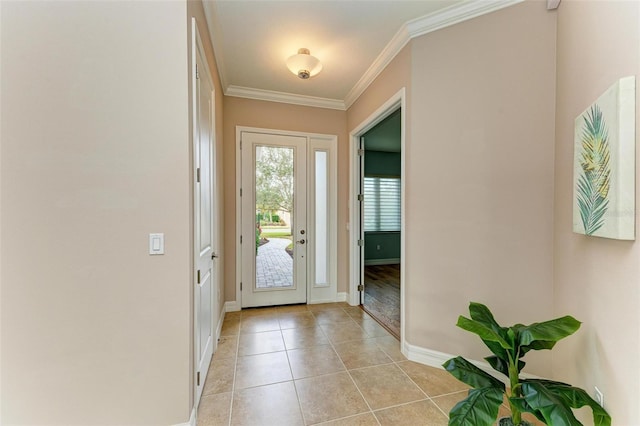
[281,323,308,426]
[222,305,462,426]
[370,396,431,414]
[323,307,381,426]
[391,357,455,420]
[308,310,368,425]
[225,315,242,426]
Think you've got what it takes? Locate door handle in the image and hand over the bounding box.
[211,253,219,259]
[296,239,305,245]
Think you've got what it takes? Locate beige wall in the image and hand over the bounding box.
[406,1,557,375]
[347,45,412,132]
[1,1,194,424]
[223,97,347,302]
[553,1,640,423]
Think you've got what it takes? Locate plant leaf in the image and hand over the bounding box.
[457,316,512,350]
[448,388,504,426]
[516,316,581,352]
[460,302,513,353]
[485,355,525,377]
[443,356,505,391]
[576,104,611,235]
[468,303,502,330]
[481,339,511,362]
[510,397,547,424]
[520,380,611,426]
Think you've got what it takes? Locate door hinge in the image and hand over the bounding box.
[196,64,200,80]
[240,235,243,244]
[357,149,364,156]
[240,188,243,197]
[357,239,364,246]
[196,167,201,183]
[197,371,201,386]
[240,140,242,149]
[357,194,364,201]
[357,284,364,292]
[240,282,243,291]
[197,270,201,284]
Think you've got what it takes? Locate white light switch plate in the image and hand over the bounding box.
[149,233,164,255]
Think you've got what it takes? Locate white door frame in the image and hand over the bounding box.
[348,88,406,343]
[235,126,338,307]
[191,18,218,409]
[240,132,307,307]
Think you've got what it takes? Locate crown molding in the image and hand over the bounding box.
[225,85,346,111]
[405,0,524,39]
[344,0,524,109]
[208,0,523,111]
[343,23,411,109]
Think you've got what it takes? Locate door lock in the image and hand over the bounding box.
[296,239,306,244]
[300,230,305,235]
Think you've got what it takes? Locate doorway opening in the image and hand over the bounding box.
[361,109,401,337]
[349,88,405,343]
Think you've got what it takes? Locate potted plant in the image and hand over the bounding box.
[443,302,611,426]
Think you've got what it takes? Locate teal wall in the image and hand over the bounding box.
[364,231,401,263]
[363,150,401,263]
[364,151,401,176]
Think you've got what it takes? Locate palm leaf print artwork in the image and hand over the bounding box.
[576,105,611,235]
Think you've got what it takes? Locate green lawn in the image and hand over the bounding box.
[260,226,291,238]
[261,231,291,238]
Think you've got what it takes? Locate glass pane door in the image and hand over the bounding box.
[254,145,295,289]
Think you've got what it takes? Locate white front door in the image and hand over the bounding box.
[241,132,307,307]
[193,21,217,406]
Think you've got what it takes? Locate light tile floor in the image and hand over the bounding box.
[196,303,540,426]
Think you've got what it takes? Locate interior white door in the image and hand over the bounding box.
[193,27,216,406]
[241,132,307,308]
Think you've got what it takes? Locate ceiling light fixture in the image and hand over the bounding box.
[286,48,322,79]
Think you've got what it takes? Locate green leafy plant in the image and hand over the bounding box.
[576,104,610,235]
[443,302,611,426]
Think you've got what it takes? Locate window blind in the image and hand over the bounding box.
[363,176,401,232]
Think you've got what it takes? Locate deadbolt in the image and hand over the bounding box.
[300,230,305,235]
[297,239,306,244]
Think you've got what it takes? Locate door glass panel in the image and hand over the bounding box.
[254,145,294,289]
[314,150,328,286]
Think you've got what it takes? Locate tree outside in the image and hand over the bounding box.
[254,145,296,273]
[255,145,293,223]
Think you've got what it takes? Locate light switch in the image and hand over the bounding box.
[149,233,164,255]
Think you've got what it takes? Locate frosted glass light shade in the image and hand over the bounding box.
[286,48,322,79]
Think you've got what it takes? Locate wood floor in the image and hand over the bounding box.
[363,264,400,338]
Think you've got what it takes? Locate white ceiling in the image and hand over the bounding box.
[203,0,520,109]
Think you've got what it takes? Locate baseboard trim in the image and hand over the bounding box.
[309,293,346,304]
[173,407,196,426]
[216,305,225,340]
[227,296,348,309]
[224,300,240,312]
[364,258,400,266]
[403,341,538,386]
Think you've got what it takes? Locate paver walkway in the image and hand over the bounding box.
[256,237,293,288]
